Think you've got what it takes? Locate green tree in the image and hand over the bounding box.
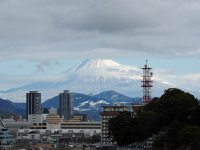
[190,106,200,126]
[135,111,160,142]
[175,126,200,150]
[108,111,135,146]
[108,88,199,148]
[144,88,198,125]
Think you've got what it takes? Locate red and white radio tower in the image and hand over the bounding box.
[141,60,153,104]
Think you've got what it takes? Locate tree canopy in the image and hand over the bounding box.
[108,88,200,149]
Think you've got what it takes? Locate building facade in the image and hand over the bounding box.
[100,106,129,144]
[26,91,42,125]
[67,114,88,122]
[59,90,73,120]
[61,121,101,136]
[130,103,143,116]
[46,115,64,129]
[0,128,13,150]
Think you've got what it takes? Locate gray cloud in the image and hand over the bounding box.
[35,60,61,72]
[35,61,52,72]
[0,0,200,60]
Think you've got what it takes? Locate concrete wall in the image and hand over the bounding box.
[28,114,42,125]
[47,123,61,130]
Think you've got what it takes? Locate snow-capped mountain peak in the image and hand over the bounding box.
[68,58,139,73]
[72,59,119,69]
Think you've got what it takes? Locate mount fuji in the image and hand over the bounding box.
[0,59,183,102]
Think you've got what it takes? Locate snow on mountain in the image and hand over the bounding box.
[0,58,198,102]
[76,100,109,108]
[68,59,139,73]
[74,99,110,111]
[64,59,141,83]
[42,90,140,116]
[89,100,110,106]
[76,100,90,108]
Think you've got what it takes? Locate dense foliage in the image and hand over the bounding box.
[108,88,200,149]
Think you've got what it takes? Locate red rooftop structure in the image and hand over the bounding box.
[141,60,153,104]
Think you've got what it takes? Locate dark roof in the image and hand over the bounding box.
[102,106,128,108]
[100,112,120,116]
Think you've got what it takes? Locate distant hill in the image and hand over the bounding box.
[42,90,142,109]
[0,91,142,121]
[42,92,110,121]
[93,90,141,103]
[0,98,26,117]
[42,90,142,121]
[42,92,102,108]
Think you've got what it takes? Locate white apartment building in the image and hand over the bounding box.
[100,106,129,144]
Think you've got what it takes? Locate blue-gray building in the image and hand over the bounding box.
[0,128,13,150]
[59,90,73,120]
[26,91,42,125]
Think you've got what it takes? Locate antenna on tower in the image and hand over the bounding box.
[141,60,153,104]
[145,60,148,68]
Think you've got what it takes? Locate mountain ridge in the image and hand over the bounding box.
[0,90,142,121]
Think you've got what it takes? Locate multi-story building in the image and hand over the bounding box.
[17,121,101,140]
[41,107,58,122]
[0,128,13,150]
[61,121,101,130]
[100,106,129,144]
[61,121,101,135]
[59,90,73,120]
[67,114,88,122]
[26,91,42,125]
[46,115,64,129]
[130,103,143,116]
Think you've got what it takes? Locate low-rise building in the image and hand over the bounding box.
[130,103,143,116]
[4,121,29,129]
[67,114,88,122]
[61,121,101,136]
[46,115,64,129]
[30,124,46,129]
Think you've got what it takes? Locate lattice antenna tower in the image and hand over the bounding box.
[141,60,153,104]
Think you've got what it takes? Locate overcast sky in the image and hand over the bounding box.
[0,0,200,92]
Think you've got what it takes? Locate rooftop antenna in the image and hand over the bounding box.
[141,60,153,104]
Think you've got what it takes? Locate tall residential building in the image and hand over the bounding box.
[100,106,129,144]
[26,91,42,125]
[59,90,73,120]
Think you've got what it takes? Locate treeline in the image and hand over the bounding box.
[108,88,200,149]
